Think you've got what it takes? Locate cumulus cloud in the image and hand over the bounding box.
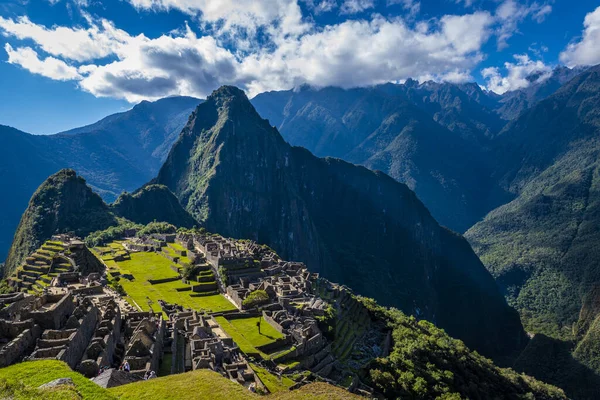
[560,6,600,67]
[127,0,309,38]
[79,26,242,102]
[302,0,337,14]
[481,53,552,94]
[4,43,81,80]
[0,15,130,62]
[239,12,493,94]
[0,3,499,102]
[495,0,552,50]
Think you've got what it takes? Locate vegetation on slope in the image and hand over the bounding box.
[465,65,600,397]
[358,297,566,399]
[3,169,117,276]
[0,360,116,400]
[154,85,528,363]
[111,184,197,228]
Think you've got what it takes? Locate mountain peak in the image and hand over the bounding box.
[208,85,249,106]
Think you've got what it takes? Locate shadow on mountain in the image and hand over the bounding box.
[513,334,600,400]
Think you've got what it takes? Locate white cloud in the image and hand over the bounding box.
[79,26,241,102]
[240,12,493,95]
[495,0,552,50]
[340,0,374,15]
[481,53,552,94]
[127,0,309,38]
[302,0,337,14]
[4,43,82,80]
[0,5,498,102]
[0,15,130,62]
[560,6,600,67]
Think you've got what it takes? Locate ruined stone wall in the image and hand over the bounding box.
[25,293,75,330]
[0,325,42,367]
[0,318,35,338]
[262,312,285,334]
[60,306,98,369]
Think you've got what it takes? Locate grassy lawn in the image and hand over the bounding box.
[119,277,235,315]
[98,242,236,315]
[215,316,284,358]
[0,360,116,400]
[118,251,179,281]
[251,364,294,394]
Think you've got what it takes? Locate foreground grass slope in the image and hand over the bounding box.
[0,360,359,400]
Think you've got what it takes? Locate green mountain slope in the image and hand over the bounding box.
[252,84,506,232]
[155,86,527,362]
[3,170,194,277]
[111,184,198,228]
[3,169,117,276]
[0,96,201,264]
[465,65,600,396]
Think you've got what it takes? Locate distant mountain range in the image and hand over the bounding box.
[251,67,583,232]
[0,96,200,261]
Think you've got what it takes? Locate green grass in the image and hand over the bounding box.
[101,242,236,315]
[215,316,284,358]
[0,360,116,400]
[117,250,179,281]
[251,364,294,394]
[0,360,359,400]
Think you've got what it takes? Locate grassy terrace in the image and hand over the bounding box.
[251,363,295,394]
[215,316,285,358]
[96,242,236,315]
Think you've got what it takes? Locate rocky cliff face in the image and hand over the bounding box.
[155,86,527,362]
[4,169,116,276]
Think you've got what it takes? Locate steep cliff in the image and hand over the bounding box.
[155,86,527,362]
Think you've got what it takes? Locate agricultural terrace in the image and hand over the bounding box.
[94,241,236,315]
[215,316,286,358]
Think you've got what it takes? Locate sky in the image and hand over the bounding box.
[0,0,599,134]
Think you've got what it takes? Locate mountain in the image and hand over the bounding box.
[111,184,198,228]
[154,85,527,362]
[0,96,201,263]
[251,84,508,232]
[465,65,600,394]
[3,170,195,277]
[496,66,585,120]
[3,169,117,276]
[0,125,63,268]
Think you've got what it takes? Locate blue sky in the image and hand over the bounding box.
[0,0,599,134]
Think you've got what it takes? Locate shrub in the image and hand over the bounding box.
[242,290,270,308]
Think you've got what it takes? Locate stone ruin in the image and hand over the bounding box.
[122,312,165,378]
[0,232,377,395]
[162,307,261,390]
